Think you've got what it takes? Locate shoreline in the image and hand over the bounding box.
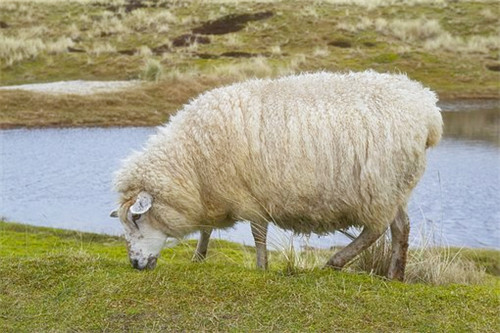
[1,83,498,130]
[2,220,499,252]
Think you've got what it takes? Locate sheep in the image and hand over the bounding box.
[110,70,442,280]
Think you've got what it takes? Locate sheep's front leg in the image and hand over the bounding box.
[387,207,410,281]
[250,221,268,269]
[325,226,386,270]
[192,228,212,262]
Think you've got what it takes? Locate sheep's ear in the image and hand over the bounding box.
[110,210,119,218]
[130,191,153,215]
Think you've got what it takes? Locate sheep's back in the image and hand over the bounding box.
[175,72,442,233]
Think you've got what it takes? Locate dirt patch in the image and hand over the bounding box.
[172,34,210,47]
[118,49,136,55]
[194,51,268,59]
[103,0,170,13]
[486,64,500,72]
[195,53,219,59]
[0,21,9,29]
[329,39,352,48]
[192,11,273,35]
[100,32,115,37]
[68,47,86,53]
[122,0,149,12]
[151,45,170,55]
[220,51,256,58]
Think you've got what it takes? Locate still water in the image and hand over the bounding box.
[1,105,499,249]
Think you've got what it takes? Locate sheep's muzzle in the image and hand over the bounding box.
[130,256,158,270]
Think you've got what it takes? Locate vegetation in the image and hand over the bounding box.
[1,221,499,332]
[1,2,498,331]
[1,0,499,128]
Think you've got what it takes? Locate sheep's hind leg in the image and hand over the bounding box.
[192,228,212,262]
[251,221,269,269]
[387,207,410,281]
[325,226,386,270]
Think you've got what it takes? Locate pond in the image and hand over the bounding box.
[1,103,499,249]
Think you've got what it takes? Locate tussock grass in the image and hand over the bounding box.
[274,243,331,274]
[0,35,74,66]
[389,18,443,42]
[88,41,116,55]
[349,231,393,277]
[222,33,243,47]
[424,34,500,53]
[339,16,500,54]
[404,218,488,285]
[140,58,164,81]
[406,246,486,285]
[212,56,274,79]
[123,8,176,33]
[313,46,330,58]
[90,14,129,37]
[271,227,490,285]
[1,221,499,332]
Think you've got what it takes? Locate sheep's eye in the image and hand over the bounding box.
[131,214,141,229]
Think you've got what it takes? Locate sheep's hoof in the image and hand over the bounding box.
[387,268,405,281]
[324,264,343,271]
[192,252,206,262]
[324,258,345,271]
[387,273,404,281]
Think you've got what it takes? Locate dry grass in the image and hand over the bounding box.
[313,47,330,58]
[338,16,500,54]
[141,58,163,81]
[222,34,243,48]
[270,45,282,56]
[0,35,74,66]
[406,246,486,285]
[271,227,489,285]
[125,8,177,33]
[269,234,331,273]
[321,0,448,7]
[424,34,500,53]
[348,231,393,277]
[88,42,116,55]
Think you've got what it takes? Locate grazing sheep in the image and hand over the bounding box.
[111,71,442,280]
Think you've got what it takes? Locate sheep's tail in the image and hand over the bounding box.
[425,106,443,148]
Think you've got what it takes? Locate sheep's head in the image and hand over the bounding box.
[110,191,166,270]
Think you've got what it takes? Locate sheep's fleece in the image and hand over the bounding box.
[114,71,442,239]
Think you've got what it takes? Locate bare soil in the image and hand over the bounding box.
[192,11,274,35]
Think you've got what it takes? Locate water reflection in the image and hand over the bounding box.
[442,109,499,145]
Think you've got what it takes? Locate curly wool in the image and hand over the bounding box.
[114,71,442,237]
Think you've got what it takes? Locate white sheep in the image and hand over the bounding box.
[111,71,442,280]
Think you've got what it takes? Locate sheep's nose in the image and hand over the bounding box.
[131,259,140,270]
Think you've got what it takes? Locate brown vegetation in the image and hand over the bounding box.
[0,0,498,128]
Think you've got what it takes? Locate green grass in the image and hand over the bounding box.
[1,221,499,332]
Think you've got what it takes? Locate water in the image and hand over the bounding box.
[1,106,499,249]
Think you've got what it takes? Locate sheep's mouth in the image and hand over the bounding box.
[131,256,158,270]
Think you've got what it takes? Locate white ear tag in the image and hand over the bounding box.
[130,191,153,215]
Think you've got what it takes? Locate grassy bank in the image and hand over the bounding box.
[1,0,499,128]
[1,221,499,332]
